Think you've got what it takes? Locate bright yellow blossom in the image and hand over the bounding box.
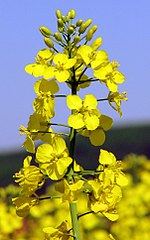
[14,156,45,195]
[88,178,121,220]
[43,221,70,240]
[25,48,54,77]
[108,91,128,117]
[12,195,38,217]
[67,94,100,130]
[55,179,84,202]
[36,136,73,180]
[33,78,59,119]
[94,61,125,92]
[44,53,76,82]
[77,45,108,69]
[78,114,113,146]
[99,149,128,187]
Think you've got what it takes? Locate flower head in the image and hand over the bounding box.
[25,48,54,77]
[94,61,125,92]
[14,156,45,195]
[36,136,73,180]
[44,53,76,82]
[67,94,100,131]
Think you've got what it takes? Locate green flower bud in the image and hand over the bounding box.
[74,36,80,44]
[58,27,64,33]
[79,19,92,34]
[44,38,54,48]
[68,9,76,19]
[39,26,51,38]
[62,16,67,23]
[76,19,83,27]
[84,19,92,28]
[91,37,103,50]
[68,26,75,34]
[57,18,64,28]
[86,25,98,41]
[54,32,62,42]
[56,10,62,19]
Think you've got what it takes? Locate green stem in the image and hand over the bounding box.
[66,63,81,240]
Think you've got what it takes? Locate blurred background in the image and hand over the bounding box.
[0,0,150,185]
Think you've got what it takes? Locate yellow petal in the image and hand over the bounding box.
[68,113,84,129]
[103,211,119,221]
[66,95,82,110]
[83,94,97,109]
[84,115,99,130]
[55,70,70,82]
[100,115,113,131]
[90,129,105,146]
[99,149,116,165]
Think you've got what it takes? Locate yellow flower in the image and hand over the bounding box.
[88,179,121,220]
[43,221,70,240]
[78,114,113,146]
[44,53,76,82]
[25,48,54,77]
[77,45,108,69]
[12,195,38,217]
[33,78,59,119]
[36,136,73,180]
[67,94,100,130]
[94,61,125,92]
[108,91,128,117]
[99,149,128,187]
[55,179,84,202]
[14,156,45,195]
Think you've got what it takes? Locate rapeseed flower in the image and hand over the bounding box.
[25,48,54,77]
[94,61,125,92]
[44,53,76,82]
[67,94,100,130]
[43,221,70,240]
[77,45,108,69]
[36,136,73,180]
[14,156,45,195]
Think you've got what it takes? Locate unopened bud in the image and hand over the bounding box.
[68,26,75,34]
[44,38,54,48]
[58,27,64,33]
[91,37,103,50]
[56,10,62,19]
[74,36,80,44]
[62,16,67,23]
[79,19,92,34]
[54,32,62,41]
[86,25,98,41]
[68,9,76,19]
[39,26,51,38]
[57,19,64,28]
[76,19,83,27]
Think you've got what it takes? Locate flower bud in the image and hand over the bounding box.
[91,37,103,50]
[58,27,64,33]
[39,26,51,38]
[79,19,92,34]
[68,26,75,34]
[86,25,98,41]
[54,32,62,42]
[57,18,64,28]
[62,15,67,23]
[56,10,62,19]
[74,36,80,44]
[68,9,76,19]
[76,19,83,27]
[44,38,54,48]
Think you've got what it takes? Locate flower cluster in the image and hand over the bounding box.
[13,9,128,240]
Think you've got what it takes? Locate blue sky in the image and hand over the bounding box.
[0,0,150,151]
